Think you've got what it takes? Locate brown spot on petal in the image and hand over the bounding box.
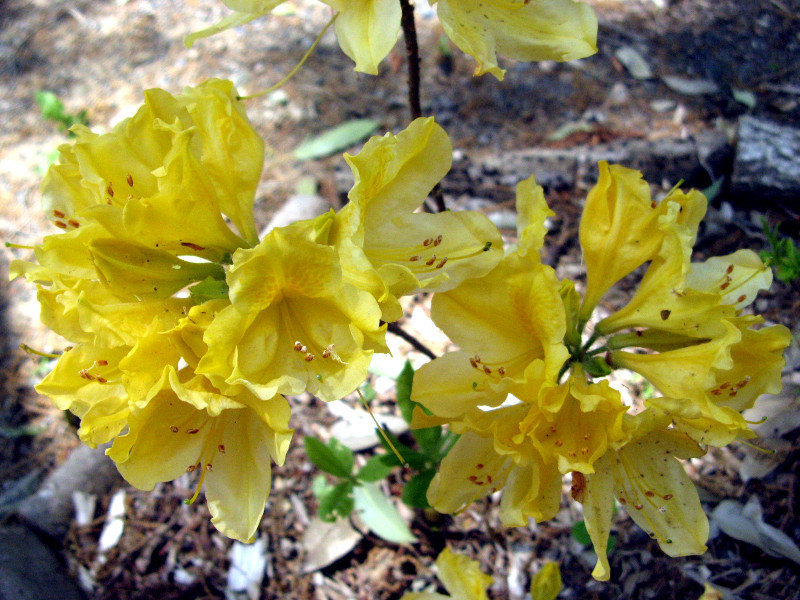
[660,309,671,321]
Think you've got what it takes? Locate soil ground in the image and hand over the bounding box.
[1,0,800,599]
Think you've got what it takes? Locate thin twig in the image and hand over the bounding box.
[399,0,422,121]
[387,321,436,360]
[399,0,447,213]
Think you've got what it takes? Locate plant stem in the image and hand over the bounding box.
[387,321,436,359]
[399,0,422,121]
[399,0,447,213]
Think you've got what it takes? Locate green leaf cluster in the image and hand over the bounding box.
[305,361,458,541]
[35,91,89,137]
[760,218,800,284]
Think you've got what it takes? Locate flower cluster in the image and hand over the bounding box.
[185,0,598,79]
[411,161,791,580]
[12,80,788,575]
[12,90,502,542]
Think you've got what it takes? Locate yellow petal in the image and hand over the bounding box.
[686,249,773,309]
[427,432,513,514]
[582,454,616,580]
[580,162,664,319]
[515,175,553,259]
[435,547,493,600]
[436,0,597,80]
[611,431,709,558]
[530,561,562,600]
[499,461,561,526]
[322,0,401,75]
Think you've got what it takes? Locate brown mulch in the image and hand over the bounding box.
[2,0,800,598]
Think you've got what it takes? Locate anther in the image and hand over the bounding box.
[322,345,334,359]
[650,201,657,209]
[304,353,315,362]
[96,376,108,384]
[498,367,506,376]
[634,503,644,510]
[205,464,213,471]
[126,174,134,187]
[97,360,108,366]
[293,341,304,352]
[483,366,492,375]
[433,235,443,247]
[737,294,747,303]
[54,221,67,229]
[107,182,114,197]
[469,357,478,369]
[664,494,673,500]
[187,428,200,434]
[423,238,433,247]
[435,258,448,269]
[425,255,437,266]
[170,426,179,433]
[218,445,226,454]
[186,464,196,473]
[645,490,655,497]
[52,210,66,219]
[720,281,730,290]
[476,464,484,469]
[726,264,734,274]
[581,447,589,455]
[409,255,421,262]
[618,497,627,505]
[68,220,80,228]
[554,439,563,447]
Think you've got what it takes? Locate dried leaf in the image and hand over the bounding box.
[711,497,800,564]
[301,517,363,573]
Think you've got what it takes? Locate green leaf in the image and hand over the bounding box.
[318,480,355,522]
[395,360,415,424]
[353,482,417,544]
[378,430,429,471]
[188,276,230,303]
[305,437,355,478]
[356,454,397,483]
[571,519,616,553]
[401,469,436,509]
[294,119,380,161]
[35,91,67,122]
[571,520,592,546]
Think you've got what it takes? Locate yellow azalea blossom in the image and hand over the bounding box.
[580,412,709,581]
[332,118,503,322]
[41,79,260,257]
[197,215,387,403]
[421,368,628,526]
[400,547,493,600]
[433,0,598,80]
[107,369,293,543]
[187,0,596,78]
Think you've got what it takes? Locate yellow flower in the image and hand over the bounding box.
[42,79,260,257]
[580,412,709,581]
[433,0,598,80]
[332,118,503,322]
[186,0,596,78]
[107,369,293,543]
[197,215,387,402]
[400,547,493,600]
